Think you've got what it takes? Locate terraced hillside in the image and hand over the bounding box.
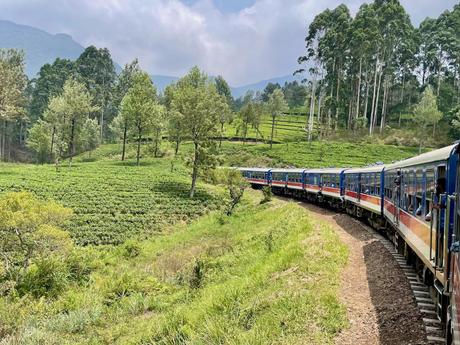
[0,159,220,245]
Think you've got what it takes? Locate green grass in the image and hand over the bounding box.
[213,141,421,168]
[0,155,221,245]
[0,191,348,345]
[226,114,309,142]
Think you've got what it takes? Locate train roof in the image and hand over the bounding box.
[270,168,306,173]
[386,143,458,170]
[237,167,271,172]
[305,168,347,174]
[344,165,385,174]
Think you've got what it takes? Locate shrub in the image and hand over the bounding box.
[122,239,142,259]
[17,257,69,298]
[261,186,272,204]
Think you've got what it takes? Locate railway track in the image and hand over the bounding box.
[348,217,446,344]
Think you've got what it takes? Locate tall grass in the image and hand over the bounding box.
[0,191,348,344]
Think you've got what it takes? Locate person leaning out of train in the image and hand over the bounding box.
[425,177,446,222]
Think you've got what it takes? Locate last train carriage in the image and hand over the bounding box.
[240,143,460,344]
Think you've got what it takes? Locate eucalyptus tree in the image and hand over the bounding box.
[413,86,442,152]
[76,46,116,142]
[120,71,163,166]
[48,78,98,167]
[113,59,140,160]
[0,49,27,161]
[215,76,234,147]
[29,58,75,123]
[267,89,288,148]
[170,67,224,198]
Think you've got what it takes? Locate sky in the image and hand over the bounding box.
[0,0,457,86]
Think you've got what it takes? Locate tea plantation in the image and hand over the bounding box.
[0,158,221,245]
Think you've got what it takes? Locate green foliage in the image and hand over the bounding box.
[169,66,226,197]
[413,86,443,149]
[0,156,220,246]
[0,191,73,283]
[261,186,273,204]
[121,70,165,165]
[27,119,52,163]
[268,89,289,148]
[0,192,348,344]
[122,239,142,259]
[216,141,421,168]
[29,58,75,122]
[17,256,70,298]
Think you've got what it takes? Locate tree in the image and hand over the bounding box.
[120,71,162,166]
[413,86,442,152]
[223,169,248,216]
[114,59,140,160]
[29,58,75,123]
[46,78,98,166]
[215,76,234,147]
[81,118,100,158]
[0,191,72,284]
[76,46,116,142]
[283,81,308,108]
[151,105,166,158]
[170,67,223,198]
[27,120,51,163]
[237,94,263,145]
[0,49,28,161]
[261,82,281,102]
[267,89,288,149]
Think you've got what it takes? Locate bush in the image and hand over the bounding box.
[122,239,142,259]
[17,257,69,298]
[261,186,272,204]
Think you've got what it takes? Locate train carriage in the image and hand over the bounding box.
[343,165,385,220]
[239,143,460,343]
[384,144,459,332]
[239,168,270,187]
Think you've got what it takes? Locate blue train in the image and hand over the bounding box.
[240,143,460,344]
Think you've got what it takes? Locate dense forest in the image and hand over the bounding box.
[0,0,459,166]
[297,1,460,143]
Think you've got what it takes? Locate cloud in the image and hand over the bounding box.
[0,0,457,86]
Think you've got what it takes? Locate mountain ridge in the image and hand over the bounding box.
[0,20,305,97]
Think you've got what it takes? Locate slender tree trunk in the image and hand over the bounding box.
[380,79,388,133]
[50,126,56,158]
[270,114,275,149]
[308,78,317,142]
[69,118,76,168]
[219,122,224,148]
[100,107,104,144]
[317,90,323,140]
[373,71,383,132]
[122,120,128,161]
[175,139,180,156]
[369,61,379,135]
[355,58,362,126]
[437,52,443,98]
[400,73,406,104]
[335,67,341,130]
[363,69,370,128]
[190,141,199,198]
[136,127,141,166]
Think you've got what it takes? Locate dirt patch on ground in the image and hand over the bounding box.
[291,200,427,345]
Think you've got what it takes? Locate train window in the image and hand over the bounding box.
[376,173,381,196]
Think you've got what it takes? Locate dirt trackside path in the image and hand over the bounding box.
[291,200,428,345]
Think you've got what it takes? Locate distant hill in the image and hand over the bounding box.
[0,20,84,78]
[151,75,179,92]
[231,74,305,98]
[152,73,306,98]
[0,20,306,96]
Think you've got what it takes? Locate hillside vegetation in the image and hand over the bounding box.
[0,191,348,345]
[0,158,220,245]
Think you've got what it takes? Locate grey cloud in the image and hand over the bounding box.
[0,0,457,86]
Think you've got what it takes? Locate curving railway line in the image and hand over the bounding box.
[240,142,460,344]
